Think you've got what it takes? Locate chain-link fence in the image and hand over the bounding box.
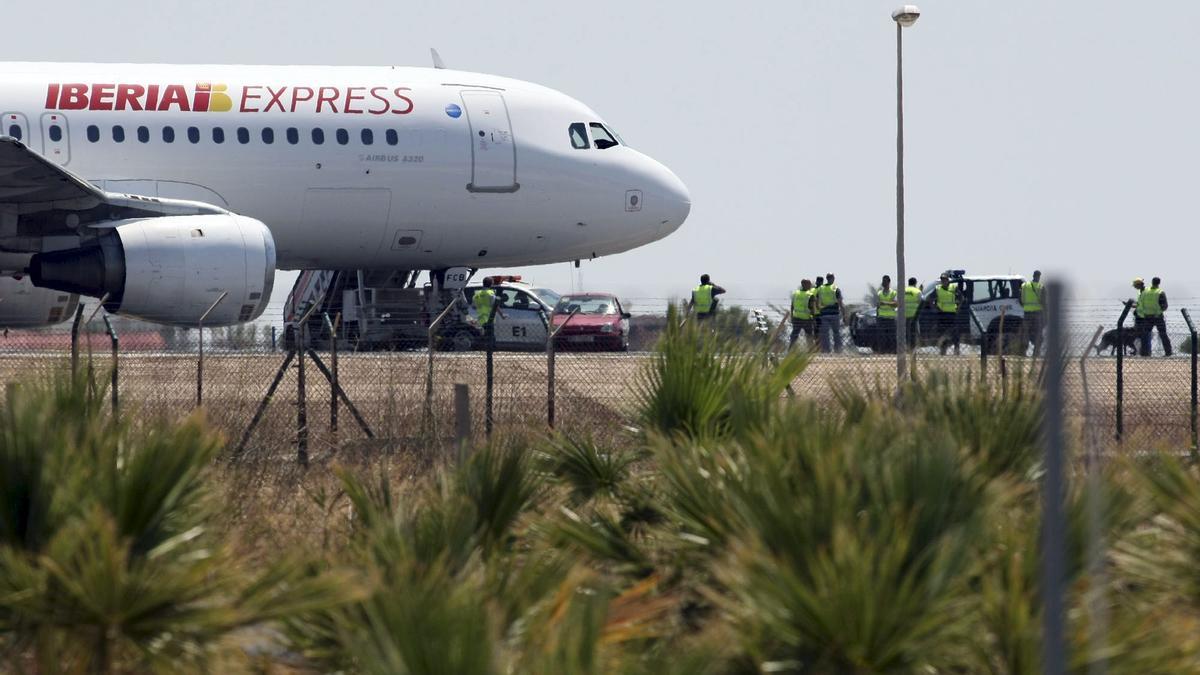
[1,296,1197,462]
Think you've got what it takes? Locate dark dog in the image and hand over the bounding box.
[1095,328,1139,356]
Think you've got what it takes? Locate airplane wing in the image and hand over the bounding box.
[0,136,226,246]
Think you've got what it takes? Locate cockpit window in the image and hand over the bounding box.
[589,123,619,149]
[568,122,589,149]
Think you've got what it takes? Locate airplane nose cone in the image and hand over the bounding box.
[656,165,690,237]
[667,171,691,227]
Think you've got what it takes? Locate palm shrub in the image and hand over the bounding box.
[1113,457,1200,665]
[974,467,1194,673]
[833,371,1044,481]
[634,306,808,441]
[639,317,1195,672]
[537,434,642,505]
[0,374,358,673]
[294,443,684,674]
[686,404,993,672]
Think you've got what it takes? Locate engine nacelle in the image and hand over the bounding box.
[0,276,80,328]
[29,214,276,327]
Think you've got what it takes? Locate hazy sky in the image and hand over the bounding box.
[6,0,1198,306]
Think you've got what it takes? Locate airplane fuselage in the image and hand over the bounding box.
[0,63,690,271]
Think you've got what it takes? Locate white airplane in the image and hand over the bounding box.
[0,61,690,327]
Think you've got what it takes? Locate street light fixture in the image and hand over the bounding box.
[892,5,919,389]
[892,5,920,27]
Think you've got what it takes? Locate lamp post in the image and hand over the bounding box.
[893,4,920,388]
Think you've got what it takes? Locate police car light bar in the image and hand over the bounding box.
[484,275,523,284]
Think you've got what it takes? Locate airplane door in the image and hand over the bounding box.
[39,113,70,165]
[2,113,30,145]
[461,91,518,193]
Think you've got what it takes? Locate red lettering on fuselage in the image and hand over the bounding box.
[157,84,190,111]
[392,87,414,115]
[59,83,88,110]
[367,87,389,115]
[145,84,160,110]
[264,86,287,113]
[343,86,365,114]
[116,84,145,111]
[290,86,314,112]
[89,84,115,111]
[42,82,416,114]
[192,83,211,112]
[239,85,262,113]
[315,86,339,113]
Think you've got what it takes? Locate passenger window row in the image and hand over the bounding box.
[84,124,402,147]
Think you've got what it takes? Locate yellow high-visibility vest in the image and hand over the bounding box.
[474,288,496,325]
[692,284,715,314]
[1138,287,1164,317]
[817,284,839,310]
[791,289,814,320]
[904,286,921,319]
[1022,281,1043,312]
[936,286,958,313]
[878,288,898,318]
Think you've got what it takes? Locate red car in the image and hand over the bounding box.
[551,293,632,351]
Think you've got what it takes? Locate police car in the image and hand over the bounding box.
[850,271,1027,352]
[445,275,561,351]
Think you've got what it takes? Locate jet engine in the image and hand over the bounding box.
[29,214,275,327]
[0,276,80,328]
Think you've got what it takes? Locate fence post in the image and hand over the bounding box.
[968,308,987,379]
[997,306,1010,397]
[324,313,339,437]
[1079,323,1108,675]
[81,295,108,403]
[69,304,84,376]
[910,314,919,381]
[455,383,471,462]
[425,297,461,439]
[486,295,501,440]
[1040,280,1069,675]
[485,321,495,439]
[103,315,119,417]
[1115,300,1134,441]
[546,307,580,430]
[1183,308,1198,457]
[547,328,556,430]
[297,320,308,466]
[1079,325,1104,463]
[271,325,277,351]
[196,291,228,408]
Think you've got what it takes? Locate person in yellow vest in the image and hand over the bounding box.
[1135,276,1171,357]
[816,273,845,353]
[473,277,506,347]
[788,278,818,349]
[904,276,922,350]
[875,274,898,354]
[1131,277,1147,352]
[928,273,962,355]
[1020,270,1045,356]
[687,274,726,322]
